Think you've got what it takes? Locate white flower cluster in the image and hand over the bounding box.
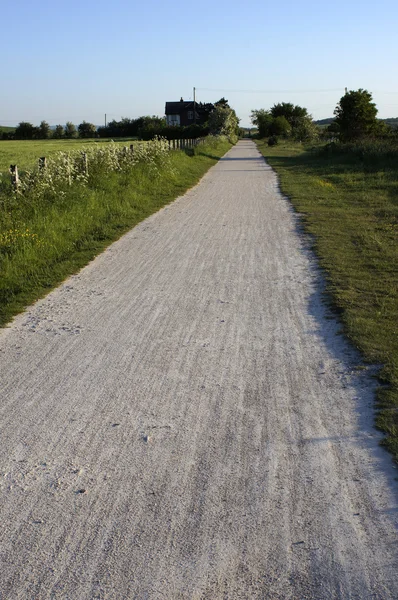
[15,137,172,202]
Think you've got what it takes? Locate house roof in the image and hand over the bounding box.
[165,101,195,115]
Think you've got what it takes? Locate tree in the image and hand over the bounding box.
[334,89,379,141]
[39,120,51,139]
[208,105,240,140]
[292,117,319,141]
[53,124,64,139]
[78,121,97,138]
[214,97,230,108]
[270,103,309,129]
[269,116,291,137]
[15,121,36,139]
[65,122,77,138]
[250,109,273,138]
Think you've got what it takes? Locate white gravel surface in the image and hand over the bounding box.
[0,140,397,599]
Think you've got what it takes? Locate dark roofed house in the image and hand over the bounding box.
[165,98,197,126]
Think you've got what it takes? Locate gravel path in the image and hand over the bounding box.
[0,140,397,599]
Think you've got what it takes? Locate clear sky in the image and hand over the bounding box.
[1,0,397,127]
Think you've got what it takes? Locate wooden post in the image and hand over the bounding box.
[9,165,19,192]
[130,144,134,152]
[173,139,176,150]
[39,157,47,170]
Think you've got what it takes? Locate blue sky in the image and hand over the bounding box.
[1,0,397,127]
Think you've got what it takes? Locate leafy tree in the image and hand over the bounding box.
[195,102,214,125]
[65,122,77,138]
[214,97,230,108]
[78,121,97,138]
[136,115,166,139]
[15,121,36,139]
[270,103,309,129]
[250,109,273,138]
[209,105,240,140]
[334,89,379,141]
[39,120,51,139]
[292,116,319,141]
[53,124,64,139]
[269,116,291,137]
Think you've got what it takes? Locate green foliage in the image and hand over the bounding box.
[53,125,64,139]
[256,138,398,461]
[15,122,37,140]
[270,102,309,128]
[251,102,318,141]
[334,89,379,141]
[14,121,52,140]
[78,121,97,138]
[292,117,319,141]
[269,116,291,137]
[64,122,77,139]
[250,109,273,138]
[39,120,51,139]
[97,116,166,139]
[214,97,230,108]
[0,126,15,140]
[208,105,240,142]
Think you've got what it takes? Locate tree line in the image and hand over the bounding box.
[2,120,98,140]
[2,98,240,142]
[251,89,397,145]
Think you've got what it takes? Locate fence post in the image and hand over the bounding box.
[9,165,19,192]
[39,157,47,170]
[130,144,134,153]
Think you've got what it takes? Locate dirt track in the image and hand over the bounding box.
[0,140,397,599]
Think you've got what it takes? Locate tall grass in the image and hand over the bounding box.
[256,138,398,461]
[0,136,232,326]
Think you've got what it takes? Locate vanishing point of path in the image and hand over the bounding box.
[0,140,397,599]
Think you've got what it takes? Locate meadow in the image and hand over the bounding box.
[256,139,398,461]
[0,137,140,173]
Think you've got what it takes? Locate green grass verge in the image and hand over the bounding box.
[256,139,398,461]
[0,138,232,327]
[0,138,140,173]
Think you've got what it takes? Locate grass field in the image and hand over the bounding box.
[256,139,398,461]
[0,138,139,173]
[0,136,232,329]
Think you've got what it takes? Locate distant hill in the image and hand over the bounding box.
[0,125,16,133]
[314,118,335,127]
[383,118,398,129]
[315,117,398,129]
